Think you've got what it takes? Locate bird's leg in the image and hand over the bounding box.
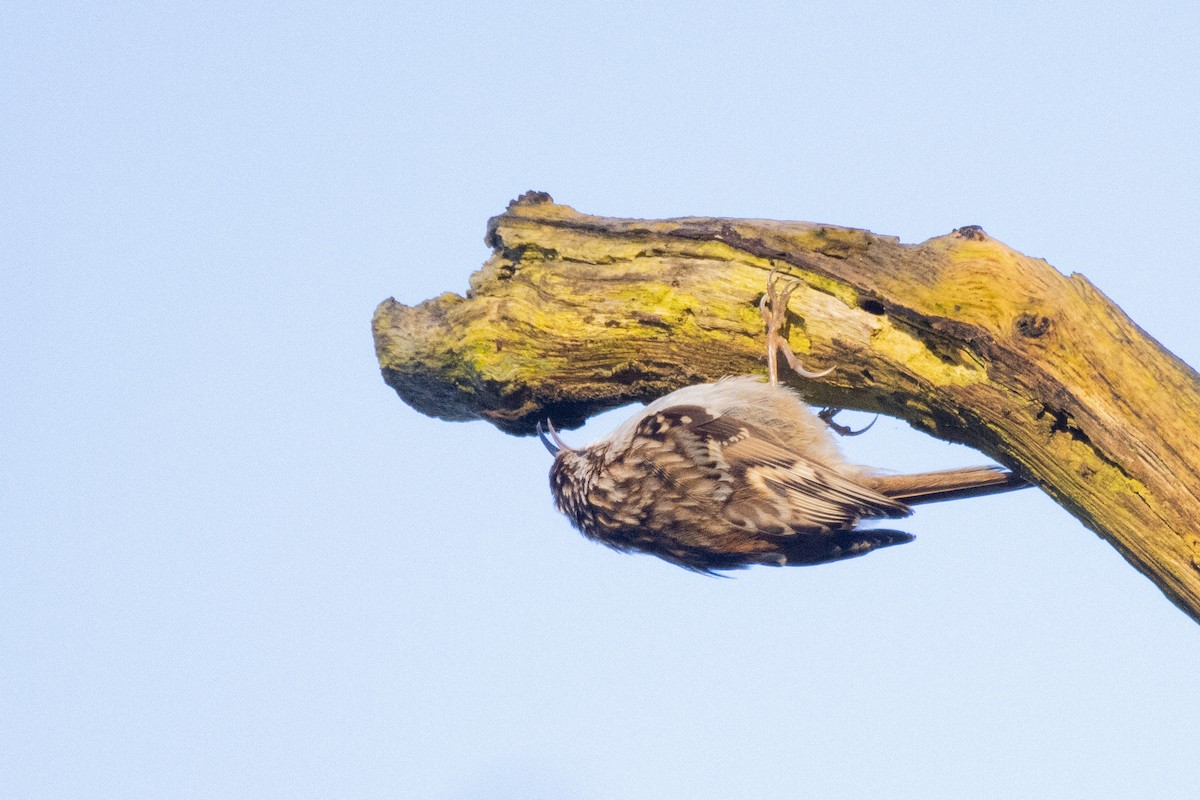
[760,269,833,385]
[759,273,786,385]
[818,407,878,437]
[759,270,869,437]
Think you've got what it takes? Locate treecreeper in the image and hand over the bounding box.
[539,272,1028,572]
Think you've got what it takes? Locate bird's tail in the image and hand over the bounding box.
[869,466,1028,505]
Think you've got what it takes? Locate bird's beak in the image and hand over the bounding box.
[537,419,570,455]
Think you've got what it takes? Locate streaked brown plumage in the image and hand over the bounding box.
[540,376,1027,572]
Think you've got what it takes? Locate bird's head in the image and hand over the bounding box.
[538,420,603,526]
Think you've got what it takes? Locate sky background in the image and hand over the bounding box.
[3,2,1199,798]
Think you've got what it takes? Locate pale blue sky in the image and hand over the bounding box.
[3,2,1199,798]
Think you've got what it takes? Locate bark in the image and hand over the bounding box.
[373,191,1200,624]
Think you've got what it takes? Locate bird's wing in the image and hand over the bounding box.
[634,404,910,534]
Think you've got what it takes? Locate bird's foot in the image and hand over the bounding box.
[760,268,833,385]
[818,407,878,437]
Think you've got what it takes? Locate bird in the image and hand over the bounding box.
[537,271,1029,573]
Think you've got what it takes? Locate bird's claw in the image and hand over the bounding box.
[761,268,834,384]
[818,407,878,437]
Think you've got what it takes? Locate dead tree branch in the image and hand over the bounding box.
[373,191,1200,624]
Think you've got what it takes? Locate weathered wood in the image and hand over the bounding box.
[373,191,1200,624]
